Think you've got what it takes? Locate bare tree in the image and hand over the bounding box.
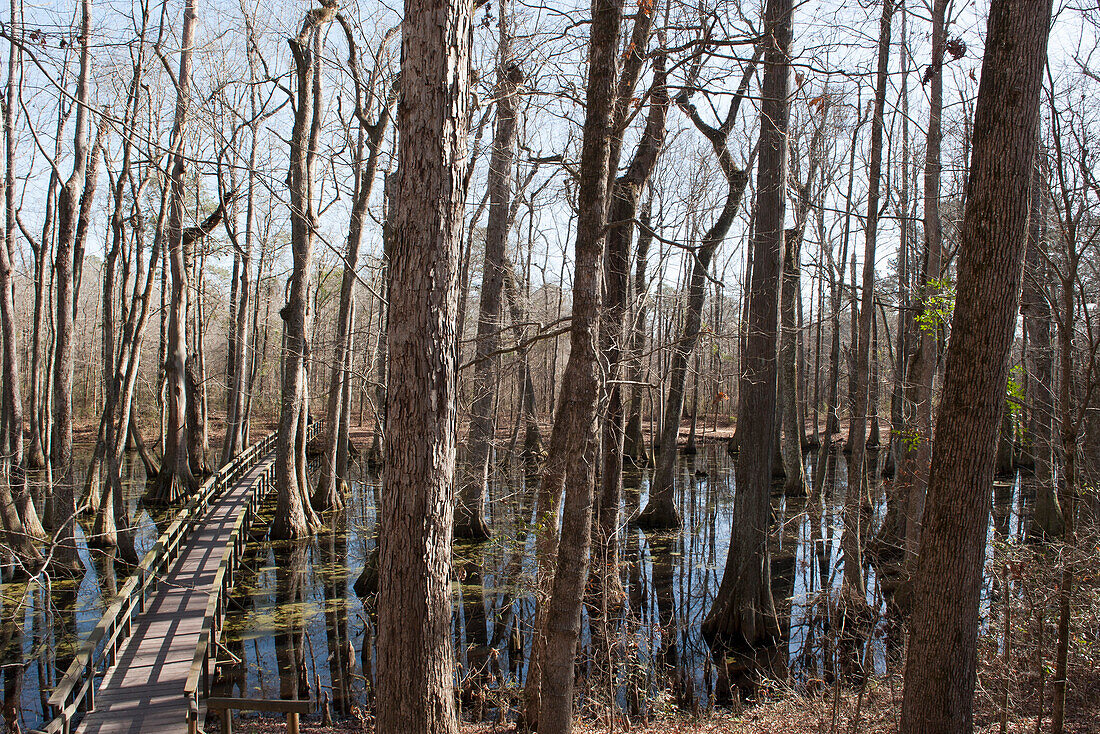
[636,41,761,529]
[270,3,336,539]
[313,17,397,511]
[897,0,949,565]
[700,0,789,683]
[842,0,893,612]
[48,0,93,570]
[455,9,522,539]
[524,0,626,728]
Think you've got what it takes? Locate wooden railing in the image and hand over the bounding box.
[205,697,311,734]
[184,420,322,734]
[40,428,286,734]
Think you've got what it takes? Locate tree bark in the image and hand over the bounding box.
[150,0,201,505]
[374,0,470,726]
[843,0,893,607]
[894,0,949,567]
[899,0,1051,728]
[272,8,333,539]
[315,20,396,511]
[622,203,653,466]
[595,53,667,605]
[1021,176,1061,538]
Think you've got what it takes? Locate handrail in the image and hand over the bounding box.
[40,429,283,734]
[184,420,322,734]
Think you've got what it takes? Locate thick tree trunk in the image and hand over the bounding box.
[150,0,201,506]
[374,0,470,727]
[700,0,789,682]
[272,11,332,539]
[899,1,1051,729]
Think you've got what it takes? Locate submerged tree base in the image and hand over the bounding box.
[454,514,493,541]
[635,500,682,530]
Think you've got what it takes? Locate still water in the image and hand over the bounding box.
[3,443,1024,731]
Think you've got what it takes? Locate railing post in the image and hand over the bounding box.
[85,658,95,711]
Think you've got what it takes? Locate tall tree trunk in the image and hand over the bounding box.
[622,202,653,465]
[26,96,63,472]
[1022,174,1061,538]
[525,0,624,730]
[595,52,668,612]
[49,0,93,571]
[843,0,893,609]
[899,1,1051,729]
[700,0,789,684]
[367,174,395,467]
[779,234,806,495]
[0,0,40,558]
[884,0,911,482]
[220,57,260,467]
[315,20,396,510]
[899,0,948,565]
[780,108,827,496]
[272,9,333,539]
[150,0,201,505]
[455,53,522,540]
[503,267,544,460]
[91,19,149,548]
[374,0,470,725]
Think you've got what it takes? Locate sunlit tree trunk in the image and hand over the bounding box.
[525,0,624,729]
[272,7,333,539]
[900,0,1051,728]
[150,0,202,506]
[315,18,397,510]
[48,0,93,570]
[374,0,470,726]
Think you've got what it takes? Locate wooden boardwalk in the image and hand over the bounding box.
[73,456,274,734]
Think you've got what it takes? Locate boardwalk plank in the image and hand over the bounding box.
[74,456,273,734]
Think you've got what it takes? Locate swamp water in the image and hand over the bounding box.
[2,443,1028,731]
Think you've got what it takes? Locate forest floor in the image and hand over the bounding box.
[228,663,1100,733]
